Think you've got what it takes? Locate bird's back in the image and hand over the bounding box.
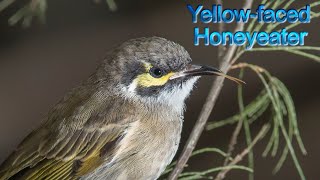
[0,78,134,179]
[0,80,183,180]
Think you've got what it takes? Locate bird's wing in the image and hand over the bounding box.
[0,86,136,180]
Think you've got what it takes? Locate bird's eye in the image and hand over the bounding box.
[149,67,164,78]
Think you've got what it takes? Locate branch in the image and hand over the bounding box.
[223,113,243,166]
[167,0,254,179]
[216,0,226,59]
[214,124,270,180]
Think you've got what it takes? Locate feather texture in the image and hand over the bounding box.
[0,77,135,180]
[0,37,199,180]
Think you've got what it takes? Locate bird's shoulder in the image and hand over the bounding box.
[0,82,138,180]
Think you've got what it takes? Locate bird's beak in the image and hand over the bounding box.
[170,64,245,84]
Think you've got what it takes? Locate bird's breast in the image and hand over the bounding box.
[83,112,183,180]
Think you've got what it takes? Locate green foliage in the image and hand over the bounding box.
[205,63,307,180]
[175,0,319,179]
[1,0,319,179]
[248,47,320,63]
[0,0,47,27]
[238,1,320,63]
[161,147,234,178]
[178,165,253,180]
[106,0,118,11]
[161,147,252,180]
[206,90,270,131]
[238,69,254,180]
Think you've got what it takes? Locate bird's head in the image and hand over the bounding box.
[98,37,243,109]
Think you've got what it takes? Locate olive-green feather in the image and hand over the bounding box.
[0,82,135,180]
[0,128,125,180]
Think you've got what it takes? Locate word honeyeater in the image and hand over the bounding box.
[0,37,243,180]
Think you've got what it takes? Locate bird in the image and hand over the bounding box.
[0,37,243,180]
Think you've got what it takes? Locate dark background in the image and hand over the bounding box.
[0,0,319,179]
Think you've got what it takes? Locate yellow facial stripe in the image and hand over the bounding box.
[136,72,174,87]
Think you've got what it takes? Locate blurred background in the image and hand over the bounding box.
[0,0,319,179]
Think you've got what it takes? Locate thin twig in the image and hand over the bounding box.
[167,0,254,179]
[214,124,270,180]
[230,50,245,65]
[216,0,226,59]
[222,0,254,65]
[223,109,243,165]
[219,0,243,166]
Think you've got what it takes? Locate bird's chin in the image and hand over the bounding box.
[157,76,200,112]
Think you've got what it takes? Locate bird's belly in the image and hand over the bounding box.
[81,119,182,180]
